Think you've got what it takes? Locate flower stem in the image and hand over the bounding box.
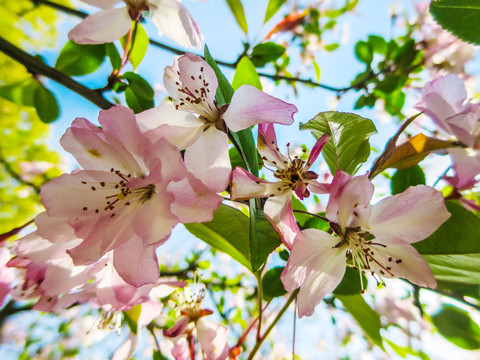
[247,290,298,360]
[255,272,263,341]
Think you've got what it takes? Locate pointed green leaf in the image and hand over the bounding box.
[250,42,286,67]
[264,0,287,23]
[430,0,480,45]
[251,209,281,272]
[106,43,122,70]
[122,72,154,113]
[432,305,480,349]
[355,40,373,64]
[301,111,377,175]
[34,84,60,123]
[185,204,252,271]
[333,267,367,295]
[120,22,149,69]
[232,56,261,90]
[414,201,480,284]
[262,267,287,300]
[225,0,249,34]
[0,78,37,107]
[55,41,106,76]
[204,45,234,106]
[336,294,384,350]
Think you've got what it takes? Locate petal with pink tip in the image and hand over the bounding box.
[230,166,284,201]
[369,185,450,243]
[68,8,132,44]
[281,229,346,317]
[223,85,297,132]
[81,0,120,9]
[149,0,203,49]
[264,191,300,249]
[184,127,231,193]
[305,134,330,169]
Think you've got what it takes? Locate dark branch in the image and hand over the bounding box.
[31,0,88,18]
[0,37,113,110]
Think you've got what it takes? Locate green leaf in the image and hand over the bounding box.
[250,42,286,67]
[120,22,149,69]
[204,45,234,106]
[232,56,262,90]
[301,111,377,175]
[391,165,425,195]
[312,60,321,82]
[106,43,122,70]
[324,43,340,52]
[432,305,480,349]
[122,72,154,113]
[264,0,287,23]
[225,0,249,34]
[55,41,106,76]
[336,294,384,350]
[204,46,259,177]
[184,204,252,271]
[291,196,309,227]
[262,267,287,300]
[430,0,480,45]
[354,40,373,64]
[251,209,282,271]
[367,35,387,54]
[414,202,480,284]
[34,84,60,123]
[0,77,37,107]
[333,267,367,295]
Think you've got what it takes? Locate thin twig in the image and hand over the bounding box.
[247,290,299,360]
[0,37,113,110]
[0,155,41,194]
[0,219,35,242]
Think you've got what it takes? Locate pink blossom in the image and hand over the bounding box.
[69,0,203,48]
[415,74,480,189]
[137,53,298,192]
[0,247,15,306]
[281,171,450,317]
[40,106,222,283]
[230,123,330,249]
[163,285,229,360]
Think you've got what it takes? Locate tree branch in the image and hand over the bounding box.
[28,0,352,93]
[0,37,113,110]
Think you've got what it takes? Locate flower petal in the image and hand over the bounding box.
[281,229,346,317]
[369,185,450,244]
[230,166,283,201]
[448,147,480,190]
[264,191,300,249]
[149,0,203,49]
[257,124,288,170]
[223,85,297,132]
[184,127,231,193]
[305,134,330,170]
[68,8,131,44]
[196,317,229,360]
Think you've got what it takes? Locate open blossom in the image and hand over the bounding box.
[137,53,298,192]
[415,74,480,189]
[40,105,222,285]
[7,212,184,312]
[281,171,450,317]
[230,123,330,249]
[163,285,229,360]
[69,0,203,48]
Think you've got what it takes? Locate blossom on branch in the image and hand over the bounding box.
[39,106,222,285]
[281,171,450,317]
[415,74,480,189]
[230,123,330,249]
[137,53,298,192]
[69,0,203,48]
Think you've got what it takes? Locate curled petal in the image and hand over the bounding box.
[257,124,288,170]
[223,85,297,132]
[68,8,131,44]
[369,185,450,244]
[305,134,330,170]
[264,191,300,250]
[281,229,346,317]
[448,148,480,190]
[230,166,284,201]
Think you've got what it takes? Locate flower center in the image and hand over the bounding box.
[79,168,155,218]
[125,0,149,21]
[340,227,403,292]
[170,66,221,126]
